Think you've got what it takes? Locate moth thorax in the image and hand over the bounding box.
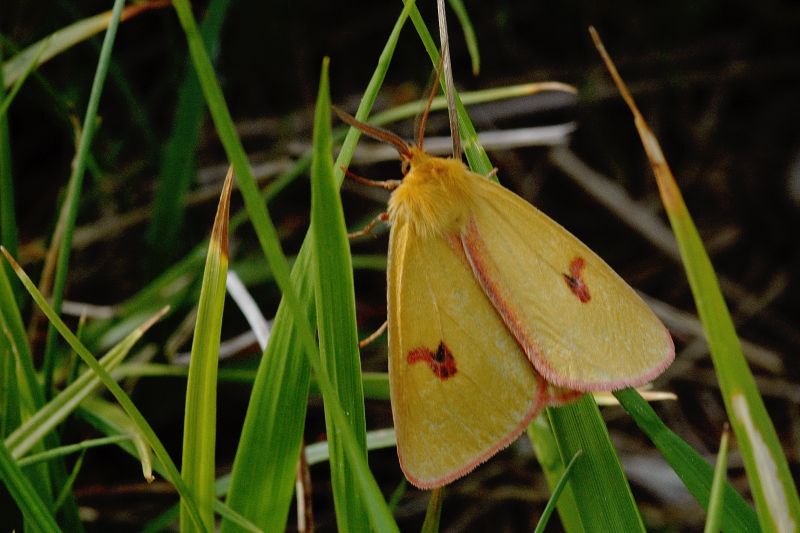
[388,153,477,239]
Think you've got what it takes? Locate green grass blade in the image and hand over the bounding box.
[0,195,53,508]
[446,0,480,75]
[655,146,799,531]
[526,415,585,533]
[310,59,370,530]
[615,389,759,532]
[705,427,731,533]
[218,4,415,530]
[534,450,582,533]
[1,327,21,438]
[53,449,85,512]
[41,0,126,398]
[79,397,156,483]
[421,488,444,533]
[0,45,20,288]
[147,0,231,267]
[17,435,131,468]
[0,440,60,531]
[590,31,800,530]
[0,134,37,416]
[0,39,49,122]
[547,396,645,532]
[180,170,234,532]
[0,248,208,531]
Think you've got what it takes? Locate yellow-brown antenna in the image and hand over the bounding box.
[416,61,442,151]
[332,106,413,160]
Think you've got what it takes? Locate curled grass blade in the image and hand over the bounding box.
[78,398,262,532]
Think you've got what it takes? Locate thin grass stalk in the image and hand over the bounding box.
[40,0,126,398]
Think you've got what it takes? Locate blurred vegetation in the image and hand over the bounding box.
[2,0,799,530]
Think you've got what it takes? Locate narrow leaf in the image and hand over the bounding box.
[591,27,800,531]
[421,488,444,533]
[147,0,231,266]
[41,0,125,398]
[180,168,234,531]
[548,396,645,532]
[616,389,759,532]
[705,426,731,533]
[310,59,369,530]
[534,450,583,533]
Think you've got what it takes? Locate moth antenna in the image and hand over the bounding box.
[416,61,442,151]
[332,106,413,160]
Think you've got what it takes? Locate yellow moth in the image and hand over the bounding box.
[338,107,674,490]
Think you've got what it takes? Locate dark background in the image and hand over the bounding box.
[3,0,799,530]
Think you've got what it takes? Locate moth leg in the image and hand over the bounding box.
[359,320,388,349]
[484,167,499,180]
[348,212,389,240]
[341,165,401,190]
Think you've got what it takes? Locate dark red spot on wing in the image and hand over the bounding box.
[407,341,457,381]
[563,257,591,303]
